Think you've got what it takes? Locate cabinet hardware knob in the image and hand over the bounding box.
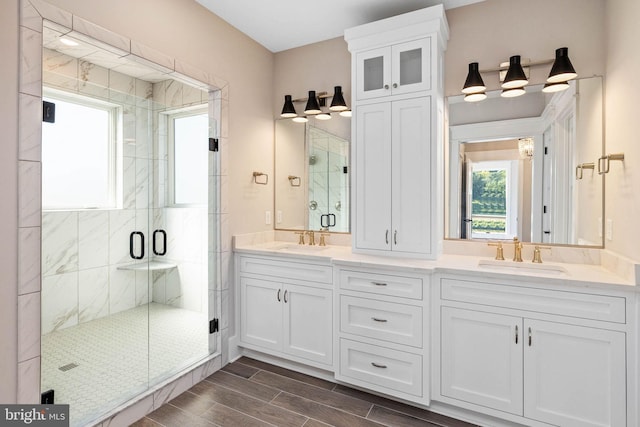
[384,84,390,90]
[277,289,281,302]
[371,282,387,286]
[515,325,518,344]
[371,362,387,369]
[284,290,288,303]
[372,317,388,323]
[528,327,532,346]
[393,83,398,88]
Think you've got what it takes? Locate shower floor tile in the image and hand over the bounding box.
[41,303,209,426]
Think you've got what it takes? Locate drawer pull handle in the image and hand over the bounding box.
[515,325,518,344]
[371,362,387,369]
[371,282,387,287]
[528,327,532,346]
[372,317,387,323]
[284,290,288,303]
[277,289,281,302]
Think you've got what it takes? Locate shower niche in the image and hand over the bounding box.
[39,23,218,426]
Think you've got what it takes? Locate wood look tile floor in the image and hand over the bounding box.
[131,357,478,427]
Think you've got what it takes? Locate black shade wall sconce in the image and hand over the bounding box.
[280,86,351,122]
[461,47,577,102]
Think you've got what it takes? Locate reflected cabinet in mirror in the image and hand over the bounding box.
[275,116,350,232]
[446,76,603,247]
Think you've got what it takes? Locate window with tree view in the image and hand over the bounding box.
[471,160,517,239]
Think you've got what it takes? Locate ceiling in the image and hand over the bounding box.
[195,0,484,53]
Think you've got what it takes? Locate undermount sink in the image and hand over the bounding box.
[267,242,329,253]
[477,259,569,276]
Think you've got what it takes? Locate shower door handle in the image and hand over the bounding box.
[153,229,167,256]
[130,231,145,260]
[320,214,337,228]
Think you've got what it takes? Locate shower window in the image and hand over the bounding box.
[42,90,119,210]
[167,107,209,206]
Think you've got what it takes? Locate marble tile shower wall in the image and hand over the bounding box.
[41,49,209,334]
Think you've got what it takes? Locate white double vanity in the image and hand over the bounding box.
[232,6,638,427]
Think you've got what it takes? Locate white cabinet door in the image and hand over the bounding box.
[355,102,392,251]
[441,307,523,415]
[356,39,431,100]
[283,284,333,365]
[391,96,432,254]
[240,277,283,351]
[355,98,432,255]
[356,46,391,100]
[391,38,431,96]
[523,319,626,427]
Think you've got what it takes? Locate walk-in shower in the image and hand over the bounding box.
[40,25,218,426]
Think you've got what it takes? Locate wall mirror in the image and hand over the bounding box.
[446,76,604,247]
[275,115,350,232]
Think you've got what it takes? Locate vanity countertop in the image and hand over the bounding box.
[233,240,638,291]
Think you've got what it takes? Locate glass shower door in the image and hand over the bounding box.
[147,103,211,384]
[40,77,154,426]
[41,25,215,426]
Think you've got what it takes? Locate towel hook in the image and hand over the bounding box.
[288,175,301,187]
[252,172,268,185]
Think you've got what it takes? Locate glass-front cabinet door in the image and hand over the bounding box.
[356,46,391,100]
[391,38,431,96]
[356,38,431,100]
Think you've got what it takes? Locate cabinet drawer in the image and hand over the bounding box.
[339,339,422,397]
[340,296,422,347]
[339,269,423,299]
[239,256,332,284]
[441,278,626,324]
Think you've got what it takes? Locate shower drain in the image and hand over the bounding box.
[58,362,79,372]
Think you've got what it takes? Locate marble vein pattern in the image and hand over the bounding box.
[42,272,79,334]
[18,160,42,228]
[78,266,110,323]
[18,292,42,361]
[42,211,79,276]
[19,93,43,161]
[20,26,42,96]
[78,211,109,270]
[18,226,41,295]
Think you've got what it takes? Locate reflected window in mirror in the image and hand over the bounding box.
[446,76,604,247]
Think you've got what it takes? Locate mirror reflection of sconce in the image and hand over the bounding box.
[575,162,595,180]
[280,86,352,122]
[598,153,625,175]
[288,175,301,187]
[518,137,534,159]
[462,47,577,102]
[252,171,268,185]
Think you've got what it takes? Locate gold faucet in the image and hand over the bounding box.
[306,230,316,246]
[319,233,330,247]
[532,245,552,263]
[294,231,305,245]
[487,242,505,260]
[512,237,523,262]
